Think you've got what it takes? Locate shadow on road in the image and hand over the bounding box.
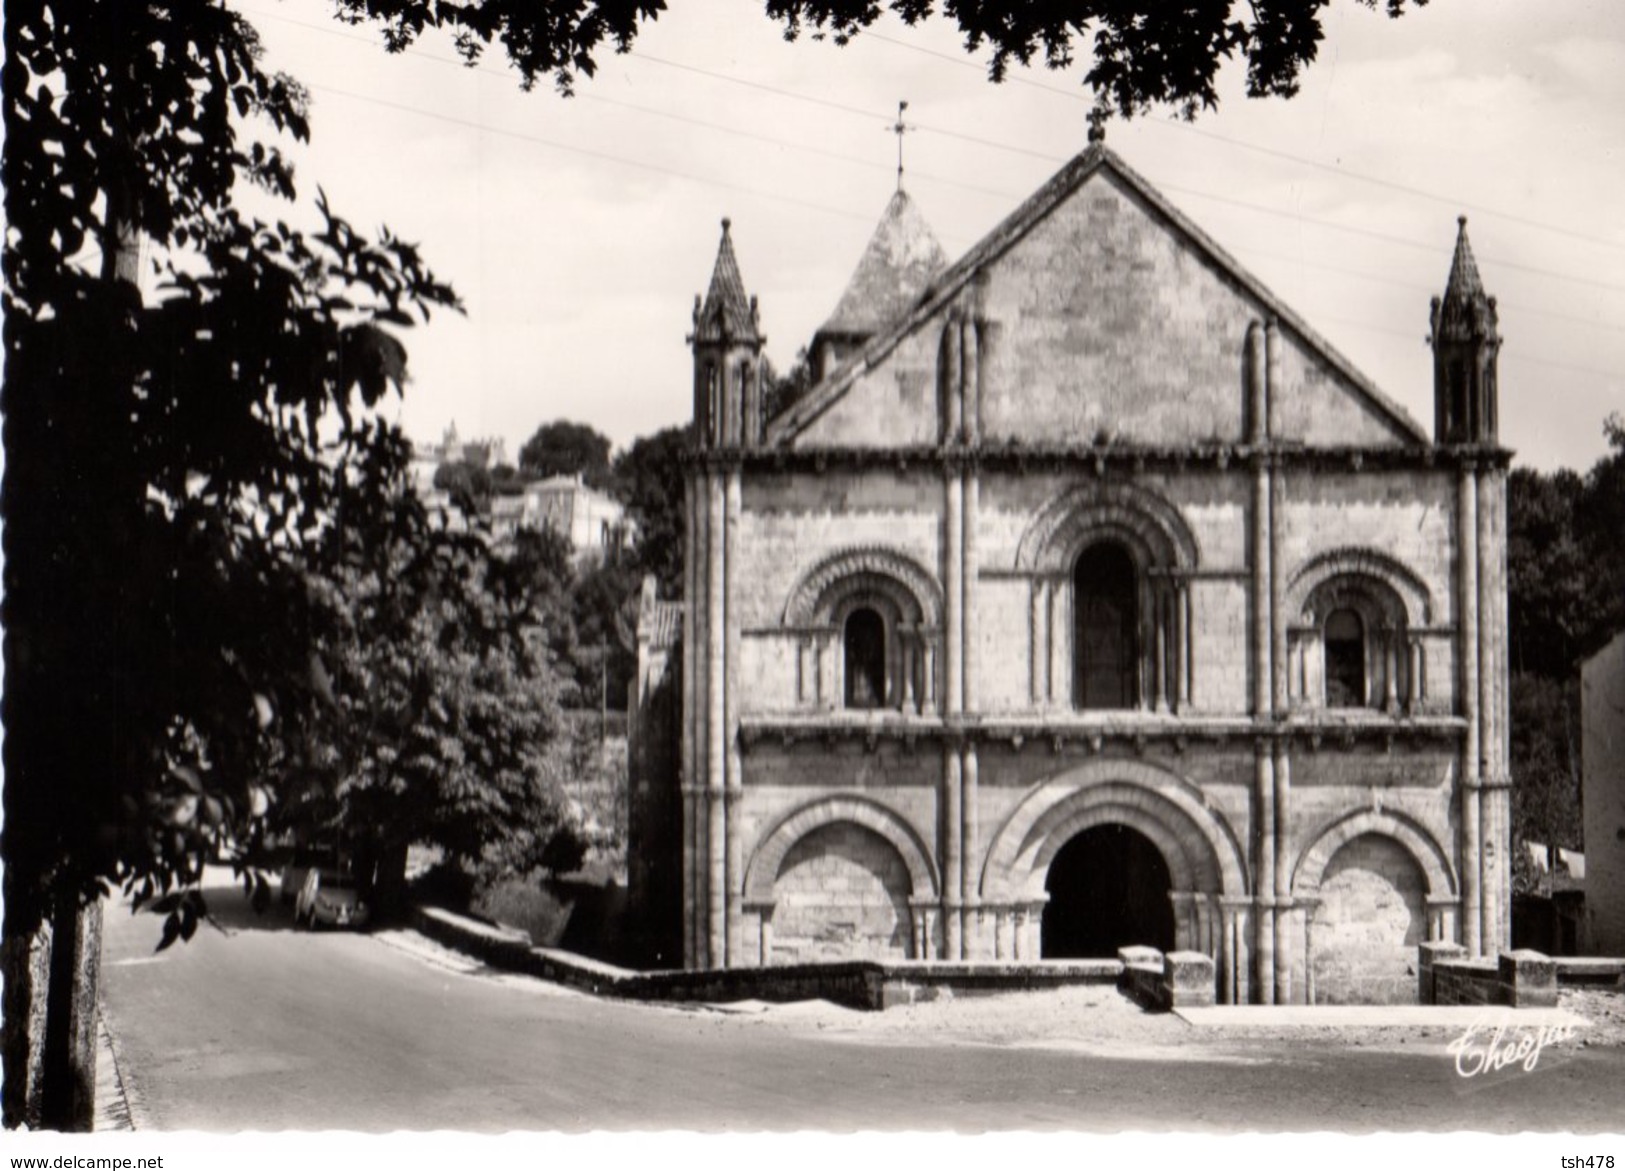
[117,868,308,936]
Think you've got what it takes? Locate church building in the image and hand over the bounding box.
[644,128,1511,1005]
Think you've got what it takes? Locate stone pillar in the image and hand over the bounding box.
[1252,461,1272,718]
[1383,629,1400,713]
[961,743,979,958]
[1408,636,1423,714]
[1175,581,1190,712]
[942,748,962,960]
[1154,589,1170,714]
[963,469,978,714]
[1029,580,1045,706]
[1300,897,1320,1006]
[942,316,962,442]
[1273,742,1292,1004]
[819,632,837,712]
[1477,463,1501,954]
[705,468,727,967]
[1255,745,1276,1003]
[1458,462,1481,954]
[681,472,698,967]
[922,639,937,712]
[901,631,917,713]
[945,472,963,716]
[1049,580,1068,709]
[961,316,980,444]
[724,469,743,963]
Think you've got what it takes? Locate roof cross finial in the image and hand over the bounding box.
[1087,105,1108,146]
[890,100,912,191]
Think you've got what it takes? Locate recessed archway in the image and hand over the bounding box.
[1042,823,1175,958]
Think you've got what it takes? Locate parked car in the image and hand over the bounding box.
[295,867,370,930]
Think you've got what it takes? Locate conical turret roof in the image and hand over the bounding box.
[1442,216,1487,303]
[817,189,948,340]
[693,218,759,345]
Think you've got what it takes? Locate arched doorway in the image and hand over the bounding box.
[771,821,913,964]
[1041,823,1175,958]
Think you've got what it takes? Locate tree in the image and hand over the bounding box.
[1505,416,1625,894]
[518,419,614,487]
[293,495,585,912]
[3,0,456,1128]
[611,425,688,596]
[335,0,1422,116]
[433,458,494,511]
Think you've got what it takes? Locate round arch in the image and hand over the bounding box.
[1287,547,1433,628]
[743,794,940,904]
[1015,482,1200,574]
[1291,808,1457,898]
[978,759,1248,903]
[782,547,942,629]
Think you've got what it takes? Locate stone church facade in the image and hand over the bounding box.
[645,136,1511,1005]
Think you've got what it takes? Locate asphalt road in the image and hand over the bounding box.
[99,873,1625,1133]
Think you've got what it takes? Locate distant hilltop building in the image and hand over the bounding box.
[407,420,508,494]
[491,472,633,565]
[630,132,1513,1006]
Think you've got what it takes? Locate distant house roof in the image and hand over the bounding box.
[815,189,947,343]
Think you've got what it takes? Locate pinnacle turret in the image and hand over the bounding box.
[693,217,760,346]
[1429,216,1501,445]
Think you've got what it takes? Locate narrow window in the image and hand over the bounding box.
[1325,608,1366,707]
[844,608,887,710]
[1074,542,1138,710]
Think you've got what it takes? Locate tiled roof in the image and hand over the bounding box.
[693,218,759,344]
[816,189,947,340]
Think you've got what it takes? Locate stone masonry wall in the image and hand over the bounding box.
[1311,833,1428,1004]
[771,822,914,963]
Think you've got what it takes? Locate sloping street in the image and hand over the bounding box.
[98,871,1624,1133]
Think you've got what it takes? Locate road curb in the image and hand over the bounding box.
[95,1003,154,1131]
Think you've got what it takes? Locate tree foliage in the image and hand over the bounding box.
[518,418,615,486]
[289,498,585,901]
[336,0,1422,116]
[1506,416,1625,892]
[611,424,688,596]
[3,0,462,952]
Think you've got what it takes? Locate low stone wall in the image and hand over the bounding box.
[1417,942,1619,1007]
[1117,946,1215,1011]
[413,905,1120,1011]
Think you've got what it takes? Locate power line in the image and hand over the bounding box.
[862,28,1625,253]
[306,81,881,226]
[243,2,1625,298]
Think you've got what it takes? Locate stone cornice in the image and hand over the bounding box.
[737,711,1467,753]
[679,442,1514,474]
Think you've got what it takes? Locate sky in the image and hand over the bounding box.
[228,0,1625,473]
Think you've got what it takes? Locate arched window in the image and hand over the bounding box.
[1324,608,1366,707]
[844,607,887,710]
[1074,542,1138,710]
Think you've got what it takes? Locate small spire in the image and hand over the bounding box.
[693,214,759,345]
[890,100,912,192]
[1443,214,1486,303]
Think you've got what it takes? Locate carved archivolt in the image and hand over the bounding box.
[783,547,942,627]
[1291,808,1457,898]
[1015,482,1200,573]
[743,794,940,904]
[1287,547,1433,628]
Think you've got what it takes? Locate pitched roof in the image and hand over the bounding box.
[693,217,759,345]
[768,145,1430,446]
[816,189,948,340]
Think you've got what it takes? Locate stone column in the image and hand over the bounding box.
[900,629,917,713]
[681,472,698,966]
[1477,463,1501,954]
[922,639,937,712]
[1458,461,1481,954]
[706,467,727,967]
[1255,744,1276,1003]
[942,747,962,960]
[819,632,837,712]
[1029,580,1045,706]
[961,316,980,444]
[963,469,978,714]
[1383,628,1400,713]
[1273,742,1292,1004]
[1175,581,1190,712]
[961,742,979,957]
[945,471,963,716]
[1300,898,1320,1006]
[1408,636,1424,714]
[1049,580,1068,709]
[1154,588,1170,714]
[724,470,743,964]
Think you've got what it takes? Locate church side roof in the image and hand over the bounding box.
[768,145,1431,447]
[815,189,948,340]
[693,218,759,345]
